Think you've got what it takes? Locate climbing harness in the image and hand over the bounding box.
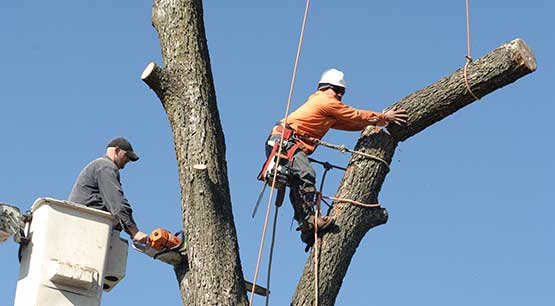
[463,0,481,100]
[253,124,300,218]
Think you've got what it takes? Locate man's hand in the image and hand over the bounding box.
[132,231,149,244]
[383,108,409,125]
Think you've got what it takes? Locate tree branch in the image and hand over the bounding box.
[387,38,536,142]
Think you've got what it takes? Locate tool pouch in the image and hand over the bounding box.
[257,144,290,189]
[258,123,299,188]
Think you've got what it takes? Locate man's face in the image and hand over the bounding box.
[114,148,130,169]
[334,91,343,101]
[332,87,345,101]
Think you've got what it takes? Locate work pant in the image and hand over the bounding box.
[265,134,316,224]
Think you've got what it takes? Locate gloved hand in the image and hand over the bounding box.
[132,230,149,244]
[383,108,409,125]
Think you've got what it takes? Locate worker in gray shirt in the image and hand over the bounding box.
[69,137,148,243]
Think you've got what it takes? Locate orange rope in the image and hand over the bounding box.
[249,167,278,306]
[464,0,480,101]
[249,0,312,305]
[284,0,312,125]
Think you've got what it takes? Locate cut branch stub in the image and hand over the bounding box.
[141,62,161,89]
[141,62,170,108]
[193,164,208,172]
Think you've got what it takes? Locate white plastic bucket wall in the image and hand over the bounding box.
[102,231,128,292]
[14,198,113,306]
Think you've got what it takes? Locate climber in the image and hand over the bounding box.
[264,68,408,245]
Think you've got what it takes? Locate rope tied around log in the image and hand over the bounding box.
[464,0,481,101]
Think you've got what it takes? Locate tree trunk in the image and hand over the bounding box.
[142,0,247,305]
[291,38,536,306]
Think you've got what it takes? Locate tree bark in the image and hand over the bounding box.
[142,0,247,305]
[291,38,536,306]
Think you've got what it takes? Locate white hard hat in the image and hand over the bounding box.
[318,68,346,89]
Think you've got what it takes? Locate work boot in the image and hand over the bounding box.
[306,215,333,231]
[300,231,314,252]
[296,215,334,251]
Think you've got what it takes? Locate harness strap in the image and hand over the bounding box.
[258,143,281,181]
[286,142,302,166]
[271,123,308,160]
[271,124,294,140]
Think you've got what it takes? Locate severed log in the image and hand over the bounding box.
[292,38,536,306]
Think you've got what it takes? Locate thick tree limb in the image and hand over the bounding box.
[388,38,536,141]
[143,0,247,305]
[292,38,536,306]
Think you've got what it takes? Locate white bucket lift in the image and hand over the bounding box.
[11,198,128,306]
[2,198,270,303]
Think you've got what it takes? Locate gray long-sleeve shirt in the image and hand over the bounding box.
[69,156,137,234]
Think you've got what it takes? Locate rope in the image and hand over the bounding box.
[322,195,380,208]
[464,0,480,101]
[249,168,277,306]
[284,0,311,126]
[249,0,312,304]
[301,136,390,170]
[313,194,321,306]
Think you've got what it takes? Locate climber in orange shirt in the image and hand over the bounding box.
[264,68,408,246]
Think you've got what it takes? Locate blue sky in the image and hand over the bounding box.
[1,1,553,305]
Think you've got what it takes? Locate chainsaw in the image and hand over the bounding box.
[132,228,187,266]
[133,228,269,296]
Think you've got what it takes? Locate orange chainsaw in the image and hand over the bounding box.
[132,228,186,266]
[133,228,269,297]
[147,228,182,251]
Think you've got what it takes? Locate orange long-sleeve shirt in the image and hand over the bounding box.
[283,90,386,154]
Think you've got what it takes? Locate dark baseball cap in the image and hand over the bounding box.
[106,137,139,161]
